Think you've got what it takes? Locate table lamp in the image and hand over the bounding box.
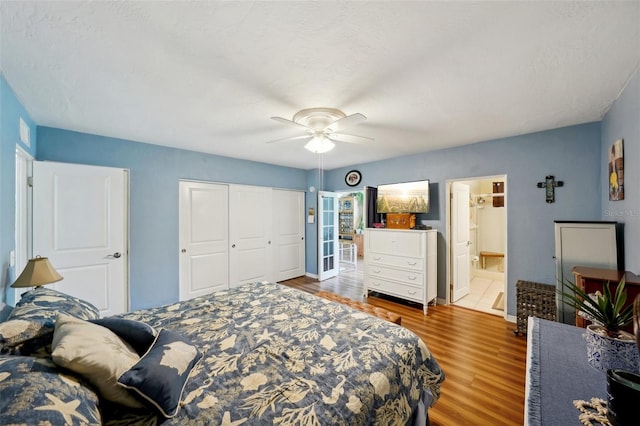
[11,256,63,288]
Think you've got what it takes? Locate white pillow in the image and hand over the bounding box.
[51,313,143,408]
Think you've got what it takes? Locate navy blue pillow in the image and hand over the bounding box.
[117,329,202,418]
[90,318,157,356]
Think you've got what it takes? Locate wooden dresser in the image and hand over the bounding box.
[364,229,437,314]
[572,266,640,329]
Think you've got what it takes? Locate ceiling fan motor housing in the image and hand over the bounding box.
[292,108,346,130]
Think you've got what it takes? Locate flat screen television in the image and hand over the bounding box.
[376,180,430,213]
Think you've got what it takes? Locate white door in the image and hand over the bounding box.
[179,181,229,301]
[451,182,471,302]
[229,185,273,287]
[33,161,128,316]
[273,189,305,281]
[318,191,339,281]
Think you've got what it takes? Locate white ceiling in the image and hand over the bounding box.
[1,1,639,170]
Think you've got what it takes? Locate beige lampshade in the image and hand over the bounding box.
[11,257,63,288]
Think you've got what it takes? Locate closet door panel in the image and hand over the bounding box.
[179,181,229,300]
[273,190,306,281]
[229,185,274,287]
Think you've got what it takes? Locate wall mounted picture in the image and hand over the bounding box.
[609,139,624,201]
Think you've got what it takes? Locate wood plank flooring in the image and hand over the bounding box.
[279,272,528,426]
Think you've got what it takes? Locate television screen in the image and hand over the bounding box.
[376,180,430,213]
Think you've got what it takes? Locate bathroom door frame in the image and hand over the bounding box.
[445,174,509,320]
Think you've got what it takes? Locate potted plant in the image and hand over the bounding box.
[562,277,639,373]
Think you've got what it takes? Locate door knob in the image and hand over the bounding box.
[107,252,122,259]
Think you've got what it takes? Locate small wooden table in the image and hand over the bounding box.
[572,266,640,329]
[479,251,504,271]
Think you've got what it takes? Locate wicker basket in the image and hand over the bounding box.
[515,280,556,335]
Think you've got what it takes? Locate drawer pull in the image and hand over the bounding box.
[407,261,417,266]
[372,282,381,287]
[407,276,417,281]
[373,269,381,274]
[373,256,381,261]
[408,290,417,295]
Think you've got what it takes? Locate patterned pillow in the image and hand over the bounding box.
[0,355,102,425]
[1,287,100,356]
[118,329,203,418]
[90,317,157,356]
[51,314,144,408]
[9,287,100,322]
[0,319,53,356]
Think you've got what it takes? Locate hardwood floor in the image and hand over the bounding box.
[279,272,528,426]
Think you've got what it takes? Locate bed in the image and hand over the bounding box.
[0,281,444,425]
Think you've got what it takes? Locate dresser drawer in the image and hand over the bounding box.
[367,277,423,302]
[367,264,423,287]
[368,252,423,271]
[367,230,425,257]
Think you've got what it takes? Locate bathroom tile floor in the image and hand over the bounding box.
[454,275,504,316]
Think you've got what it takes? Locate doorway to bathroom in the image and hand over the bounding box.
[447,176,507,317]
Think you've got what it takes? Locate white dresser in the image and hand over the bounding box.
[364,229,437,314]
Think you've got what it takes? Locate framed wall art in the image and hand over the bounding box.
[609,139,624,201]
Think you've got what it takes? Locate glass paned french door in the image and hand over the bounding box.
[318,191,339,280]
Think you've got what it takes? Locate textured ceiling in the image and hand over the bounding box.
[1,1,639,170]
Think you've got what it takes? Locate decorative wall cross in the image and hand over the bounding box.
[537,175,564,203]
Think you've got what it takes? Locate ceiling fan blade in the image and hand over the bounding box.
[324,113,367,132]
[266,134,313,144]
[271,116,313,132]
[328,132,373,144]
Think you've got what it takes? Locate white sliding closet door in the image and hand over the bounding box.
[179,181,229,301]
[273,189,305,281]
[229,185,274,287]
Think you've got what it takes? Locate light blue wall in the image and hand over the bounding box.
[0,74,37,305]
[601,69,639,275]
[324,123,603,316]
[36,127,309,310]
[4,68,638,316]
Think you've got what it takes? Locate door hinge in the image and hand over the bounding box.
[27,176,33,187]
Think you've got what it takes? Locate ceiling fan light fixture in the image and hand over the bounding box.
[304,136,335,154]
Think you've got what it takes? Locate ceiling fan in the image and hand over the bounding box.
[268,107,373,153]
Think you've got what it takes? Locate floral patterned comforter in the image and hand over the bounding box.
[107,282,444,425]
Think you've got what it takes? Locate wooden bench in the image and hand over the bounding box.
[315,291,402,325]
[479,251,504,271]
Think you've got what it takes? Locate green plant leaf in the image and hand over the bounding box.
[559,277,633,333]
